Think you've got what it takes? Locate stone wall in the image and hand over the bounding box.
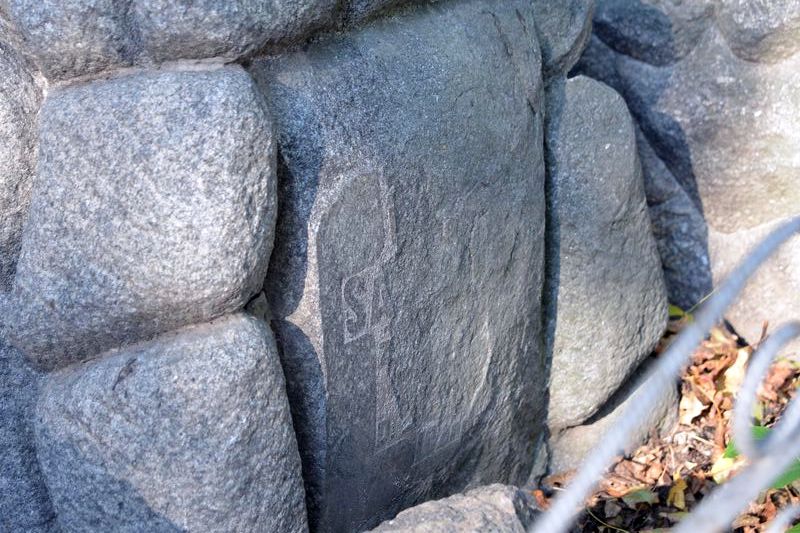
[0,1,682,531]
[577,0,800,350]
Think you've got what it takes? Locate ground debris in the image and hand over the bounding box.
[535,315,800,532]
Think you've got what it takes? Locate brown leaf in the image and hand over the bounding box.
[761,362,796,401]
[723,348,750,394]
[679,390,707,425]
[530,489,550,511]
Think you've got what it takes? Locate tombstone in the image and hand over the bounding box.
[250,0,547,529]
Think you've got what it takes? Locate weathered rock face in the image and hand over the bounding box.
[544,75,668,431]
[717,0,800,63]
[0,339,57,532]
[531,0,595,79]
[370,484,535,533]
[0,41,40,291]
[344,0,404,22]
[250,0,546,529]
[35,314,308,533]
[0,28,53,531]
[592,0,715,67]
[578,0,800,346]
[5,0,339,81]
[3,66,276,371]
[5,0,135,81]
[548,358,678,474]
[134,0,338,63]
[635,124,711,310]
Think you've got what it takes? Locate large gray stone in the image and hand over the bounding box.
[709,221,800,355]
[250,0,546,529]
[574,35,713,309]
[370,485,535,533]
[579,16,800,343]
[134,0,338,63]
[548,359,679,474]
[531,0,594,79]
[0,338,57,532]
[35,314,307,533]
[5,0,340,80]
[717,0,800,63]
[0,42,40,291]
[544,75,668,431]
[592,0,715,66]
[613,28,800,235]
[3,66,276,371]
[5,0,136,81]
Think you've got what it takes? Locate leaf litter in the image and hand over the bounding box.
[533,311,800,532]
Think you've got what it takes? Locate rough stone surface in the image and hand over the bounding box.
[344,0,404,22]
[3,66,276,371]
[5,0,136,81]
[531,0,594,78]
[592,0,715,66]
[578,5,800,342]
[0,338,57,532]
[548,359,679,474]
[612,28,800,235]
[370,485,535,533]
[250,0,546,529]
[636,126,711,310]
[0,41,40,291]
[134,0,339,63]
[35,314,307,533]
[544,75,668,431]
[5,0,340,80]
[717,0,800,63]
[709,221,800,357]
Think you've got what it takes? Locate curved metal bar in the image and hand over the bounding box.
[530,217,800,533]
[733,322,800,459]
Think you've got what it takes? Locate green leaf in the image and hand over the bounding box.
[622,488,659,507]
[788,524,800,533]
[668,304,692,321]
[724,425,771,458]
[771,461,800,490]
[725,426,800,489]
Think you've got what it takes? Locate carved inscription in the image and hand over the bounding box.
[339,173,464,459]
[342,266,390,345]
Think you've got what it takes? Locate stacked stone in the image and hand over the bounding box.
[0,13,57,533]
[0,0,551,531]
[578,0,800,350]
[0,2,318,531]
[0,0,685,530]
[529,0,673,474]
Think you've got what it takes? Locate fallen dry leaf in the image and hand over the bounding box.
[621,487,659,507]
[559,321,800,533]
[667,473,688,510]
[530,489,550,511]
[679,390,707,425]
[723,348,750,394]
